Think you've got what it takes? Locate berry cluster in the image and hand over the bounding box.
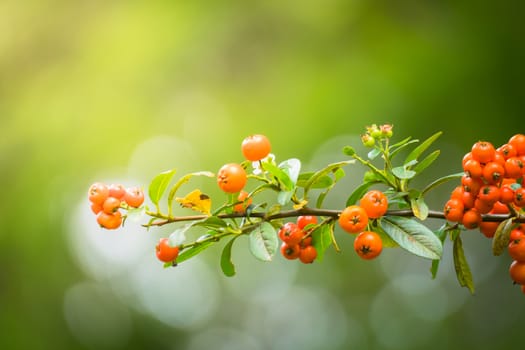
[88,182,144,230]
[508,226,525,295]
[279,216,318,264]
[444,134,525,237]
[338,190,388,260]
[360,123,393,147]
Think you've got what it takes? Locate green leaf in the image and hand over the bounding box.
[430,224,451,279]
[316,168,346,209]
[175,241,214,264]
[148,169,176,207]
[380,216,443,260]
[297,172,333,189]
[392,166,416,180]
[220,237,237,277]
[249,222,278,262]
[412,197,429,221]
[363,170,383,183]
[168,224,193,247]
[372,224,399,248]
[511,182,522,191]
[263,161,294,191]
[492,218,514,256]
[346,181,376,206]
[389,139,419,159]
[412,150,440,174]
[312,224,333,262]
[453,234,475,294]
[389,136,413,149]
[368,148,381,160]
[409,190,429,220]
[430,260,440,279]
[421,172,463,196]
[279,158,301,185]
[316,191,329,209]
[193,216,229,230]
[405,131,442,164]
[167,171,215,213]
[277,190,294,206]
[334,167,346,181]
[303,160,354,195]
[125,206,145,223]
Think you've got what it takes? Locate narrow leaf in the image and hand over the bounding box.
[453,234,475,294]
[412,150,440,174]
[492,218,514,256]
[249,222,278,262]
[303,160,354,195]
[390,139,420,159]
[312,224,333,262]
[346,181,377,206]
[389,136,413,149]
[431,260,440,279]
[380,216,443,260]
[405,131,442,164]
[221,237,237,277]
[193,216,229,230]
[422,172,464,196]
[316,191,329,209]
[167,171,215,213]
[316,168,346,209]
[148,169,176,206]
[430,225,451,279]
[176,241,214,264]
[297,172,333,189]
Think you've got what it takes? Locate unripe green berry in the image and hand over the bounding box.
[361,134,375,147]
[380,124,393,138]
[368,124,382,139]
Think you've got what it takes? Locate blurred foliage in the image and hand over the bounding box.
[1,0,525,349]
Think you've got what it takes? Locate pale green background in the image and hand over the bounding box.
[1,1,524,349]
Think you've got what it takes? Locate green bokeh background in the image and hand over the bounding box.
[1,1,524,349]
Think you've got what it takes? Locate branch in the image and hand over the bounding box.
[143,208,524,227]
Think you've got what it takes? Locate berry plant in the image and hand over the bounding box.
[88,126,525,295]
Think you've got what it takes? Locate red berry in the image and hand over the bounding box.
[156,238,180,262]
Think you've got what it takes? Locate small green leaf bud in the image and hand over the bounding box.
[343,145,356,156]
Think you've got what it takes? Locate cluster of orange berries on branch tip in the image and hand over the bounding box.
[338,190,388,260]
[444,134,525,238]
[88,182,144,229]
[279,216,318,264]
